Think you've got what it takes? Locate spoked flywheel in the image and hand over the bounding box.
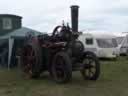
[20,43,42,79]
[80,52,100,80]
[50,52,72,83]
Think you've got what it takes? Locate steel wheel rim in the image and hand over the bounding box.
[83,57,96,79]
[22,45,37,77]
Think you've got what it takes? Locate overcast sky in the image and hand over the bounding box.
[0,0,128,34]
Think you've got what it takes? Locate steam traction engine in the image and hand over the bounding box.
[20,5,100,83]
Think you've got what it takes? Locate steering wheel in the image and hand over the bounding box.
[52,25,73,41]
[52,26,62,37]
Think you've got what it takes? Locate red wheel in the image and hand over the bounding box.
[20,43,42,79]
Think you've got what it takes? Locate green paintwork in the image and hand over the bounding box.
[0,14,22,36]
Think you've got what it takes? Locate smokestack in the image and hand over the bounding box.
[70,5,79,32]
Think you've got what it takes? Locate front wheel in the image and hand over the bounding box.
[80,52,100,80]
[50,52,72,83]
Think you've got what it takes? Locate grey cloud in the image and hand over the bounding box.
[0,0,128,33]
[105,7,128,16]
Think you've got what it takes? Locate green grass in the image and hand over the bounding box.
[0,56,128,96]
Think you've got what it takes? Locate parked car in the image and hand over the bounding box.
[116,35,128,55]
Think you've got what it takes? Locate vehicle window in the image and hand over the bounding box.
[97,38,118,48]
[86,38,93,45]
[3,18,12,30]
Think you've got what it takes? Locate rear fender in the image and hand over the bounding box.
[82,51,97,59]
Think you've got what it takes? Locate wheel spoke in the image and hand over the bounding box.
[89,59,93,64]
[53,56,67,81]
[81,57,97,79]
[89,68,95,76]
[86,69,90,77]
[81,53,100,80]
[21,46,36,75]
[88,59,96,77]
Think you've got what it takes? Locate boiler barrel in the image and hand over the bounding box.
[70,5,79,32]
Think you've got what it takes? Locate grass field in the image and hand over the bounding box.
[0,56,128,96]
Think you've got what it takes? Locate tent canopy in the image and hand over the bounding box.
[0,27,44,69]
[0,27,43,39]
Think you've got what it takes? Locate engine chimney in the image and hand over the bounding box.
[70,5,79,32]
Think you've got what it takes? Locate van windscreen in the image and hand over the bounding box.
[96,38,118,48]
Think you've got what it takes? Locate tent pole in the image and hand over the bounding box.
[8,38,14,70]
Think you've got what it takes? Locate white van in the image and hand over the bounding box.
[78,33,119,58]
[116,35,128,55]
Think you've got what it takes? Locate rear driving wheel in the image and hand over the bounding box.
[80,52,100,80]
[50,52,72,83]
[20,43,42,79]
